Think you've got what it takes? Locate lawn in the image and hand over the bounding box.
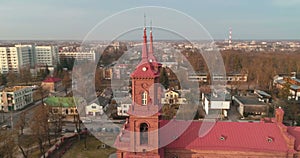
[62,135,116,158]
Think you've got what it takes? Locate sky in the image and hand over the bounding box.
[0,0,300,40]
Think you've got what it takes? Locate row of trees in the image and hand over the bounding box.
[0,101,83,158]
[0,66,51,87]
[223,51,300,90]
[182,49,300,91]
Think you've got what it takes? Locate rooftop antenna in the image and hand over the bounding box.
[229,27,232,46]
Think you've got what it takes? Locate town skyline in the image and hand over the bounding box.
[1,0,300,40]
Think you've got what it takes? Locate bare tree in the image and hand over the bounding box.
[0,130,16,158]
[15,111,27,135]
[6,71,18,86]
[29,104,50,158]
[36,85,49,105]
[19,67,32,86]
[62,71,72,95]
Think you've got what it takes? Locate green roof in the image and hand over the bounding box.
[44,97,75,108]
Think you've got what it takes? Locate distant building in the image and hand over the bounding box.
[188,72,247,83]
[41,77,62,92]
[86,103,103,117]
[0,44,60,74]
[59,50,96,62]
[274,72,300,101]
[0,45,32,73]
[213,73,248,82]
[35,45,59,67]
[0,86,33,112]
[188,72,208,82]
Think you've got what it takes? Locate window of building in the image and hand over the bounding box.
[140,123,148,145]
[142,91,147,105]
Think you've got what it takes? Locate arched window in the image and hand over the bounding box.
[142,91,147,105]
[140,123,148,145]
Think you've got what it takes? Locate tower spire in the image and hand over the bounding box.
[148,20,157,63]
[141,14,148,62]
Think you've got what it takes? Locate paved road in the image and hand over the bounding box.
[0,99,43,130]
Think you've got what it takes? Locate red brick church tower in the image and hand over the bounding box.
[116,24,162,157]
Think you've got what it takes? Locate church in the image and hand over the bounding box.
[114,25,300,158]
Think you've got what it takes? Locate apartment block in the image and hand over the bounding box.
[0,86,33,112]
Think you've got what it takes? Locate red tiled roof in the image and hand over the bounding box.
[115,120,293,153]
[43,77,62,83]
[160,121,290,152]
[130,62,159,78]
[288,127,300,150]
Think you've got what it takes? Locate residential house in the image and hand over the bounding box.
[44,97,78,117]
[161,89,187,105]
[274,72,300,101]
[86,103,103,117]
[115,96,131,117]
[41,77,62,92]
[202,89,231,118]
[254,89,272,103]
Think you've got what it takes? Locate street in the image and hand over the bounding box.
[0,99,43,131]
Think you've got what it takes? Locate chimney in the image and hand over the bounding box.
[275,107,284,123]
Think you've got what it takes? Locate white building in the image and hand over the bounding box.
[0,44,59,74]
[161,89,187,105]
[35,46,59,67]
[85,103,103,117]
[59,50,96,62]
[117,103,130,117]
[0,86,33,112]
[0,45,32,74]
[273,72,300,101]
[202,90,231,117]
[115,96,131,117]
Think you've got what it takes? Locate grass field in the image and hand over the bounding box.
[62,135,116,158]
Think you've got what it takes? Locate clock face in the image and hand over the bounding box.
[142,67,147,71]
